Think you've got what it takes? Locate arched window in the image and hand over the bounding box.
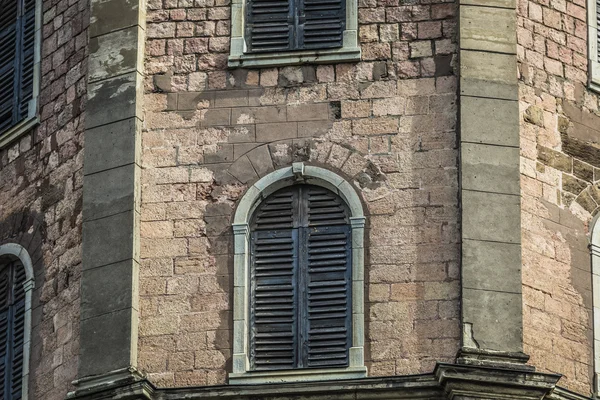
[229,163,366,384]
[0,244,33,400]
[0,260,27,399]
[250,185,352,370]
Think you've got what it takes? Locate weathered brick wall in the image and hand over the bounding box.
[139,0,461,388]
[518,0,598,394]
[0,0,87,397]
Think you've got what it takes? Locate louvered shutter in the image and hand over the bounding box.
[304,188,350,367]
[0,0,36,134]
[299,0,344,50]
[596,1,600,62]
[0,266,10,399]
[17,0,36,121]
[250,185,351,370]
[246,0,294,53]
[0,0,19,132]
[250,189,298,370]
[9,264,26,400]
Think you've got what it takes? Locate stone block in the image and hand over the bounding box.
[89,0,144,38]
[231,106,286,124]
[461,143,520,195]
[298,121,333,137]
[229,155,259,184]
[460,6,516,54]
[84,118,141,175]
[89,26,143,83]
[179,92,213,110]
[460,50,518,100]
[256,122,297,142]
[83,163,140,221]
[462,190,520,243]
[86,71,143,129]
[286,103,330,121]
[460,0,515,8]
[79,308,137,377]
[247,145,274,177]
[214,90,249,107]
[462,239,521,293]
[461,97,518,147]
[462,288,523,353]
[81,260,138,320]
[82,210,139,270]
[201,109,231,126]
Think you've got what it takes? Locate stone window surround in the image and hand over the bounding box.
[592,214,600,395]
[227,0,360,68]
[229,162,367,384]
[0,243,35,400]
[589,0,600,93]
[0,0,42,150]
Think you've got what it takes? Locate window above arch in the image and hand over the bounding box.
[229,164,367,384]
[227,0,360,67]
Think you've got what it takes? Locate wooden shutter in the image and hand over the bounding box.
[299,0,345,50]
[0,261,26,399]
[17,0,36,121]
[0,0,36,133]
[246,0,294,53]
[250,185,351,370]
[9,264,26,400]
[0,0,19,132]
[245,0,344,52]
[597,1,600,62]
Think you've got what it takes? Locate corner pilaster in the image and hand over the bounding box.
[70,0,146,394]
[458,0,525,365]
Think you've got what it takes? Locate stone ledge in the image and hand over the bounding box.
[228,47,361,68]
[64,364,593,400]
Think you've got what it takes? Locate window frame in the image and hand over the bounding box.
[229,163,367,385]
[589,0,600,92]
[0,243,34,400]
[0,0,42,149]
[227,0,360,68]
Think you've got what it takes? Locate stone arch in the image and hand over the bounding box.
[229,162,367,384]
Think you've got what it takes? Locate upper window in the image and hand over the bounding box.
[229,163,366,384]
[589,0,600,91]
[250,185,352,370]
[0,259,27,399]
[228,0,360,67]
[0,0,39,146]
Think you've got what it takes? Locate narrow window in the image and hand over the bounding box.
[0,0,37,134]
[0,260,27,399]
[249,185,352,370]
[245,0,346,53]
[589,0,600,90]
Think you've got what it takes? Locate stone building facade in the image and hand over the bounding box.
[0,0,600,398]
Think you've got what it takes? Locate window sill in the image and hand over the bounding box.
[0,116,39,150]
[228,366,367,385]
[228,47,361,68]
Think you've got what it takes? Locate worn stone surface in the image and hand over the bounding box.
[140,0,460,385]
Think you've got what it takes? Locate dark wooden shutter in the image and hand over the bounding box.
[17,0,36,121]
[9,264,26,400]
[246,0,293,53]
[0,0,36,133]
[304,187,350,368]
[0,0,19,132]
[0,261,26,399]
[246,0,344,53]
[251,189,298,370]
[250,185,351,370]
[299,0,344,50]
[597,1,600,62]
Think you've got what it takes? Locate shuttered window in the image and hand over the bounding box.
[250,185,352,370]
[0,261,26,399]
[245,0,345,53]
[0,0,37,134]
